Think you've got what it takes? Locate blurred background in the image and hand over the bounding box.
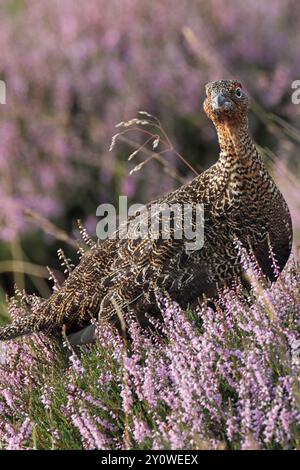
[0,0,300,318]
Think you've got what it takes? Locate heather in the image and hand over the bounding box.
[0,256,299,450]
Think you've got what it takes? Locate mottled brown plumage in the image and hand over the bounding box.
[0,79,293,341]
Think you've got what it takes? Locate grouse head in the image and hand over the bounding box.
[203,79,249,126]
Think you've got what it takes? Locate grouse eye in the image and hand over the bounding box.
[235,87,242,98]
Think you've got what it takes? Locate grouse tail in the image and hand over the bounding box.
[0,314,47,341]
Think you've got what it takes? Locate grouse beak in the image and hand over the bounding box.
[212,93,234,113]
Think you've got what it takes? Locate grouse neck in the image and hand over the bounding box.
[216,118,263,169]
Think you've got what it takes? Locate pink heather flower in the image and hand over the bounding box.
[133,417,151,444]
[1,389,15,410]
[68,354,85,375]
[71,411,108,450]
[120,373,133,415]
[40,384,54,410]
[5,417,33,450]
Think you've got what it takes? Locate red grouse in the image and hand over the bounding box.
[0,80,293,342]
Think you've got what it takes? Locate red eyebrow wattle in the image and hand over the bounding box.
[235,82,242,89]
